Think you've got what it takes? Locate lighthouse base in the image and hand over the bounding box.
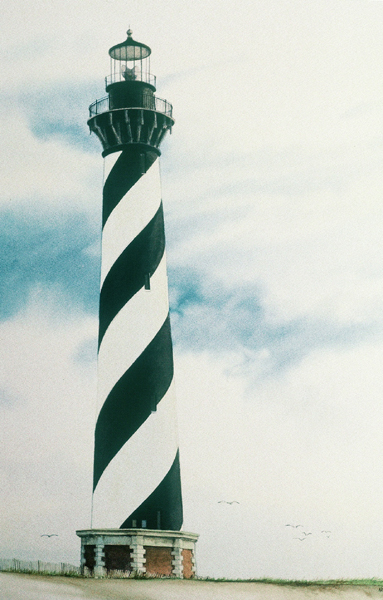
[76,529,199,579]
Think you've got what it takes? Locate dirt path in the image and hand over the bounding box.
[1,573,382,600]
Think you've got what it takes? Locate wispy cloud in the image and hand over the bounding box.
[169,267,382,379]
[6,83,102,152]
[0,209,100,321]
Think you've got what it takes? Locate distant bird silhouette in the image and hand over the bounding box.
[294,537,306,541]
[218,501,240,504]
[302,532,312,536]
[41,534,58,537]
[285,524,302,528]
[321,530,331,537]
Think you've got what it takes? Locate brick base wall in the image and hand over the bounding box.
[144,546,173,576]
[182,548,194,579]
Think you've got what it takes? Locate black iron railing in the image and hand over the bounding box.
[89,96,109,116]
[89,95,173,118]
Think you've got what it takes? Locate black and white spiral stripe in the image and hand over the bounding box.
[92,146,183,531]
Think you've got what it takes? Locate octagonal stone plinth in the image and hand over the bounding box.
[76,528,198,579]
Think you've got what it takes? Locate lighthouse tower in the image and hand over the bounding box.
[76,29,198,578]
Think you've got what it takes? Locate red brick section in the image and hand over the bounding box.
[182,548,194,579]
[144,546,173,576]
[104,545,132,573]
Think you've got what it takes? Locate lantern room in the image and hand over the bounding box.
[106,29,156,90]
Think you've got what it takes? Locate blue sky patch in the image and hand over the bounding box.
[168,265,379,378]
[0,209,100,321]
[4,81,103,152]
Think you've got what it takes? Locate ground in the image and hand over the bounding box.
[1,573,383,600]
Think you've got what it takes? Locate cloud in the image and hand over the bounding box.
[4,83,102,153]
[0,294,97,563]
[0,208,100,321]
[169,267,383,380]
[0,111,100,213]
[176,345,383,579]
[162,133,383,326]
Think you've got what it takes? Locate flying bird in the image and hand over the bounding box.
[294,537,306,541]
[285,524,303,528]
[41,534,58,537]
[302,532,312,536]
[218,501,240,504]
[321,530,331,537]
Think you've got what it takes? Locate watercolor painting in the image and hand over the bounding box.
[2,0,383,595]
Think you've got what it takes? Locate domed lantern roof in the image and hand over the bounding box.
[109,29,151,61]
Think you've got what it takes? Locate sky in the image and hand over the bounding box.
[2,0,383,581]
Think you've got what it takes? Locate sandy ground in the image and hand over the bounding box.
[1,573,383,600]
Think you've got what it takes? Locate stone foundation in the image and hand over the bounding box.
[76,529,198,579]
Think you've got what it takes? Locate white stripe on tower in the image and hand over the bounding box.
[100,155,162,287]
[92,148,183,531]
[92,382,178,529]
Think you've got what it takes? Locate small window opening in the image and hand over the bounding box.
[140,153,146,174]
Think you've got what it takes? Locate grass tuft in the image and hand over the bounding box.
[2,569,383,586]
[194,577,383,587]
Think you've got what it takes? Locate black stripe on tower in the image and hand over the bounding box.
[94,314,173,490]
[102,146,158,227]
[120,451,183,531]
[98,203,165,348]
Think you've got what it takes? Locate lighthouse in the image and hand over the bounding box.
[76,29,198,578]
